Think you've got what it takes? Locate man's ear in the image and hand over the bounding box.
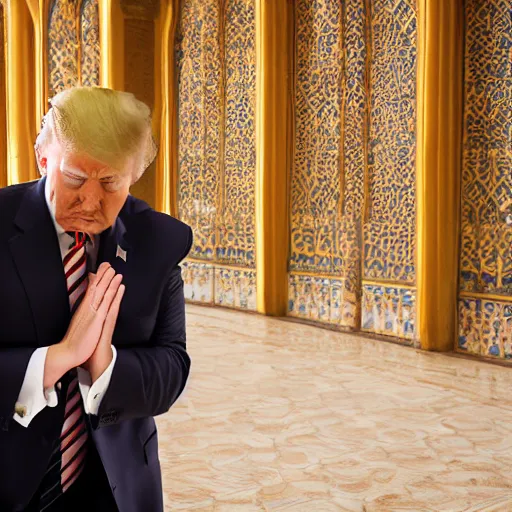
[35,144,48,175]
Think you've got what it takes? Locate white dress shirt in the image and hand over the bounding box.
[13,181,117,427]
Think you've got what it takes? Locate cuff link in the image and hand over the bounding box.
[14,402,28,418]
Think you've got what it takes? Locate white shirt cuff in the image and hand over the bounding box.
[13,347,58,428]
[77,346,117,415]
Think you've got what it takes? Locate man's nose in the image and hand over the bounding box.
[80,180,103,212]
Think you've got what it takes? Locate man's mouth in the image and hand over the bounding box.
[73,217,97,224]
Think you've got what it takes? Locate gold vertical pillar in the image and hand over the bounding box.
[4,0,37,185]
[100,0,125,91]
[0,1,7,188]
[416,0,464,351]
[154,0,179,216]
[255,0,290,316]
[119,0,159,208]
[100,0,161,210]
[25,0,45,127]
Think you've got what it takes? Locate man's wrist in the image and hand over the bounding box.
[44,343,75,389]
[87,346,114,384]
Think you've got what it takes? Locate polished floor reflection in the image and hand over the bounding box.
[156,305,512,511]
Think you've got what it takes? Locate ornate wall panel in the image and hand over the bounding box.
[177,0,257,310]
[177,0,221,262]
[289,0,350,325]
[182,262,214,304]
[458,0,512,359]
[361,0,418,340]
[80,0,100,87]
[290,0,343,276]
[48,0,100,100]
[364,0,417,284]
[337,0,368,328]
[48,0,80,98]
[288,0,417,341]
[362,285,416,342]
[459,298,512,359]
[221,0,256,267]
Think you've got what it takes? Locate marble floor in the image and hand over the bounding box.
[156,305,512,512]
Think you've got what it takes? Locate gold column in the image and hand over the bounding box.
[100,0,161,210]
[118,0,159,208]
[100,0,125,91]
[416,0,464,351]
[4,0,37,185]
[25,0,45,127]
[0,1,7,189]
[255,0,290,316]
[154,0,180,216]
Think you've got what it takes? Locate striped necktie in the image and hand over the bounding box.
[38,232,91,511]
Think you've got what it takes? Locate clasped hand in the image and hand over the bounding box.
[44,262,125,388]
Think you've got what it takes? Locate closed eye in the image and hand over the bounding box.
[103,181,122,193]
[63,173,86,186]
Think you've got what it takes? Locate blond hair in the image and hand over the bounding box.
[35,87,157,183]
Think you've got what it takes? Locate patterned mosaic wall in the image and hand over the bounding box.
[289,0,417,342]
[458,0,512,359]
[362,285,416,341]
[48,0,79,98]
[459,298,512,359]
[177,0,257,310]
[80,0,100,87]
[361,0,418,341]
[289,0,346,325]
[48,0,100,99]
[365,0,417,283]
[290,0,343,276]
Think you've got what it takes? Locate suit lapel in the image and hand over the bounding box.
[9,178,70,346]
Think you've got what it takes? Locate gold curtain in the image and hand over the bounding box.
[255,0,290,316]
[416,0,464,351]
[4,0,37,185]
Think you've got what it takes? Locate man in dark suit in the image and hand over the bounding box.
[0,87,193,511]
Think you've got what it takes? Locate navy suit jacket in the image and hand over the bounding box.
[0,178,193,511]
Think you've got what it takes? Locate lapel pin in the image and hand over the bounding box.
[116,245,127,262]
